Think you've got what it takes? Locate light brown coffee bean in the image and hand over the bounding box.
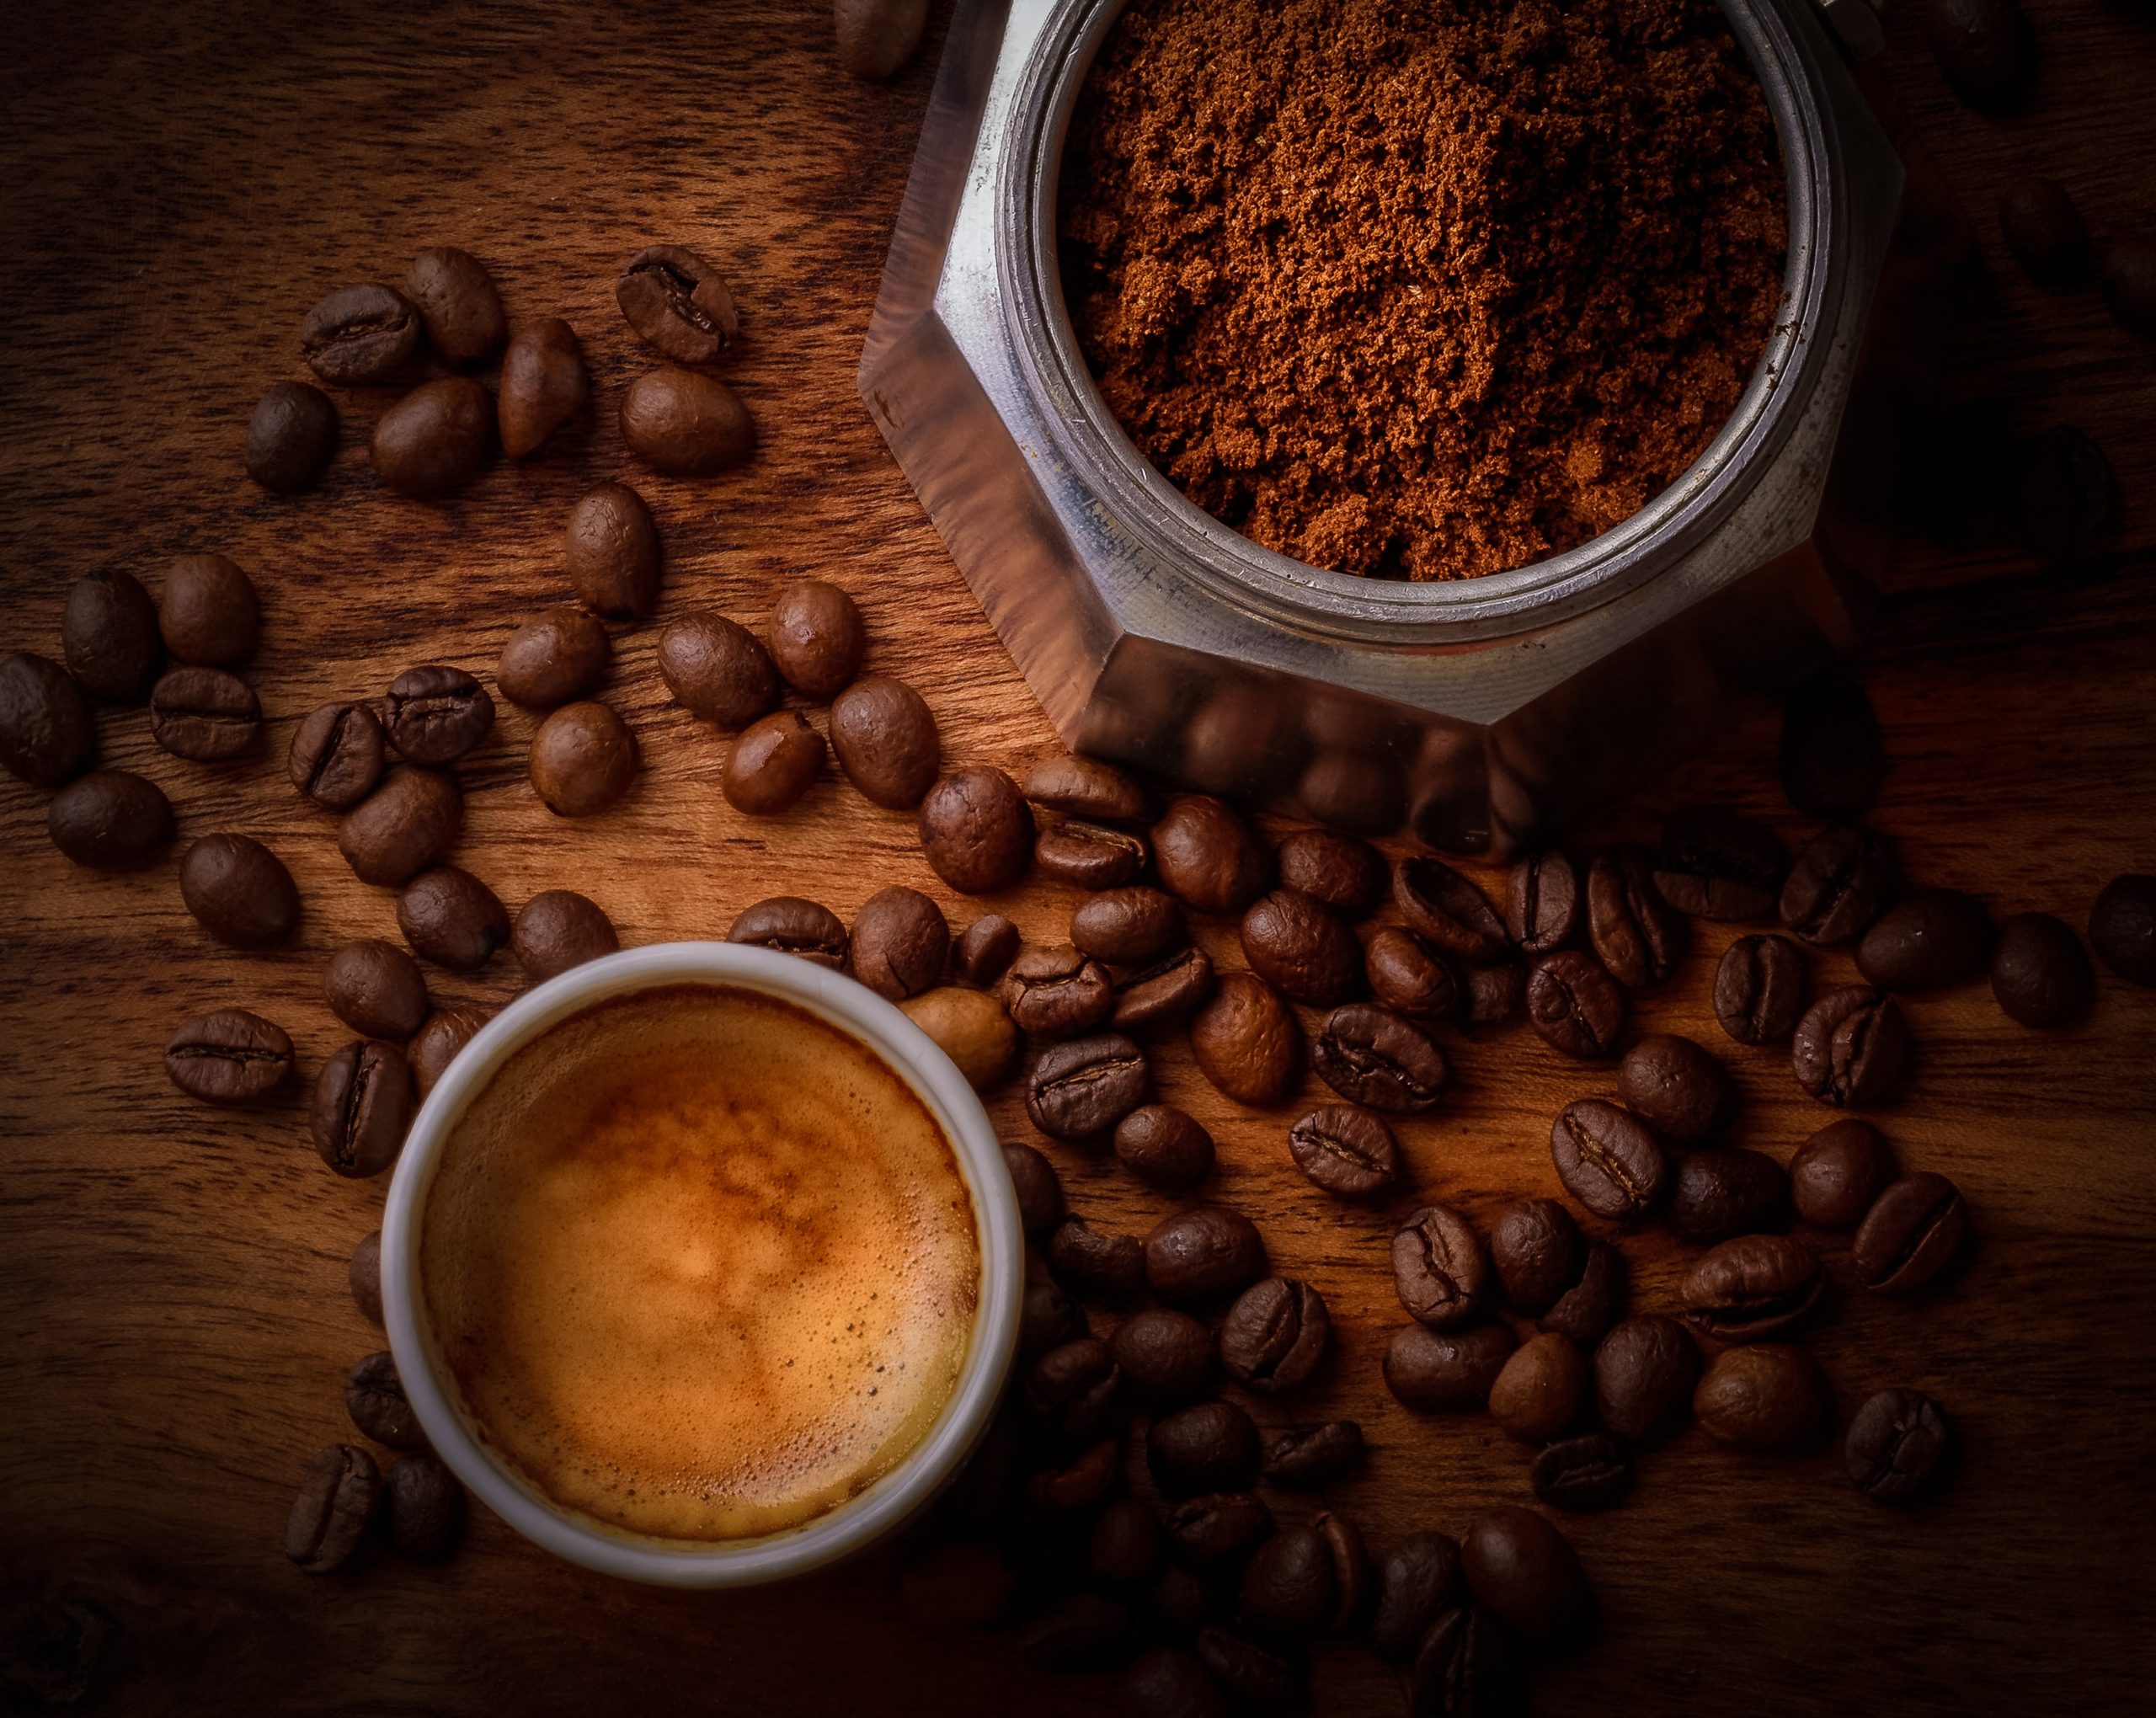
[767,579,864,700]
[565,482,662,620]
[497,317,589,457]
[723,710,823,815]
[531,701,638,817]
[403,246,506,367]
[830,675,939,808]
[512,890,619,982]
[497,607,610,710]
[658,611,777,728]
[899,987,1017,1089]
[620,367,755,476]
[1189,971,1300,1105]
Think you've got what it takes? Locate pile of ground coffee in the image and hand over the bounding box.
[1059,0,1789,580]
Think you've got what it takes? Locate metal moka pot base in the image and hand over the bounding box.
[862,0,1907,856]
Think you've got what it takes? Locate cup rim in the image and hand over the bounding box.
[378,940,1024,1589]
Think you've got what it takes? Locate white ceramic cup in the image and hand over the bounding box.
[379,941,1024,1588]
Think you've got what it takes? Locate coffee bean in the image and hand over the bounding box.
[532,701,638,816]
[998,1143,1064,1241]
[1920,0,2039,114]
[899,987,1017,1088]
[1237,1523,1339,1638]
[1791,985,1908,1107]
[1194,1626,1302,1710]
[150,667,261,762]
[1617,1032,1732,1145]
[1020,1267,1087,1358]
[1488,1333,1587,1443]
[179,834,299,947]
[1114,1104,1214,1192]
[1276,830,1385,913]
[1488,1198,1583,1315]
[1856,888,1993,991]
[1317,1515,1371,1634]
[1149,1402,1262,1497]
[383,665,493,766]
[1715,932,1806,1046]
[488,315,582,447]
[408,1006,487,1099]
[767,579,863,699]
[340,766,462,886]
[1586,846,1687,987]
[1541,1240,1628,1346]
[350,1231,383,1327]
[1780,675,1881,820]
[1313,1003,1445,1112]
[1112,945,1215,1030]
[397,867,509,971]
[1287,1103,1400,1200]
[346,1350,428,1451]
[837,0,931,80]
[1393,856,1507,962]
[1189,971,1300,1104]
[1371,1532,1464,1661]
[1166,1494,1274,1568]
[286,1444,381,1573]
[1998,177,2091,291]
[2090,874,2156,984]
[1091,1497,1167,1591]
[1391,1206,1488,1329]
[565,482,662,620]
[1111,1307,1214,1403]
[313,1041,416,1177]
[290,702,386,808]
[160,553,260,668]
[1460,1507,1588,1643]
[847,887,947,1000]
[1780,825,1895,947]
[1035,819,1149,889]
[48,770,172,869]
[1409,1605,1517,1715]
[1694,1344,1828,1451]
[1262,1422,1364,1490]
[0,652,95,786]
[654,610,774,728]
[1846,1389,1951,1502]
[620,367,755,476]
[1364,926,1460,1022]
[62,568,162,702]
[302,283,420,385]
[1668,1148,1789,1244]
[1152,797,1270,915]
[1854,1171,1969,1294]
[244,381,338,494]
[371,377,494,497]
[1463,956,1524,1028]
[165,1008,294,1105]
[1023,753,1147,824]
[1075,887,1186,966]
[616,243,739,364]
[830,676,940,808]
[404,246,506,367]
[1238,888,1359,1005]
[919,766,1033,894]
[1220,1277,1329,1393]
[1530,1433,1632,1513]
[1145,1205,1265,1305]
[1789,1118,1894,1230]
[497,606,609,712]
[1525,949,1625,1060]
[1679,1235,1824,1342]
[953,914,1018,988]
[1654,808,1786,922]
[715,702,824,810]
[1383,1321,1515,1412]
[728,897,848,966]
[1507,849,1581,953]
[2104,241,2156,341]
[1550,1099,1666,1224]
[1593,1315,1699,1443]
[1001,947,1113,1040]
[1027,1337,1122,1443]
[324,938,430,1038]
[380,1454,465,1561]
[1988,910,2093,1027]
[1028,1032,1150,1140]
[2015,425,2120,567]
[1122,1648,1222,1718]
[1027,1438,1123,1517]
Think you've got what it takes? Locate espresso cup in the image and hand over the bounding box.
[378,941,1023,1587]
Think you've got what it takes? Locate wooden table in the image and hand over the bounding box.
[3,3,2152,1712]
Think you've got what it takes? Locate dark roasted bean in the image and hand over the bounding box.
[952,914,1019,988]
[830,675,940,809]
[1524,949,1624,1059]
[179,833,299,947]
[408,1006,487,1099]
[767,579,863,700]
[510,889,618,982]
[1091,1498,1168,1591]
[1371,1532,1464,1661]
[565,482,662,621]
[396,867,508,970]
[1023,753,1147,823]
[0,652,95,786]
[1488,1333,1588,1443]
[1152,796,1271,915]
[1016,1592,1134,1673]
[1920,0,2039,115]
[499,606,611,711]
[1188,972,1300,1105]
[1391,1206,1488,1329]
[404,246,505,366]
[1112,945,1215,1029]
[1002,1143,1065,1239]
[1262,1422,1365,1490]
[1853,1171,1969,1294]
[2090,874,2156,986]
[657,611,777,729]
[615,243,739,365]
[150,666,261,762]
[849,886,948,1000]
[380,1453,466,1561]
[1122,1648,1223,1718]
[1364,926,1460,1022]
[1531,1434,1632,1512]
[1075,887,1186,966]
[1668,1148,1789,1243]
[290,702,386,808]
[1019,1268,1086,1358]
[1988,910,2094,1027]
[1846,1388,1951,1502]
[1715,932,1806,1045]
[345,1350,427,1451]
[1383,1322,1514,1413]
[1587,846,1687,987]
[286,1445,381,1573]
[720,709,819,816]
[1236,1524,1337,1638]
[302,282,420,385]
[1791,985,1909,1107]
[371,377,494,497]
[1780,825,1895,946]
[726,896,847,967]
[2103,242,2156,342]
[1149,1402,1262,1497]
[244,380,338,494]
[1111,1307,1215,1404]
[1679,1235,1824,1342]
[1694,1343,1829,1450]
[1409,1605,1518,1715]
[1194,1627,1303,1711]
[1166,1494,1274,1567]
[1461,1507,1591,1643]
[1219,1277,1329,1392]
[1593,1315,1700,1443]
[1541,1240,1627,1346]
[1288,1103,1401,1200]
[1035,818,1148,889]
[1463,957,1524,1028]
[1114,1104,1214,1192]
[312,1041,416,1177]
[1550,1099,1666,1224]
[1026,1337,1122,1443]
[1048,1218,1146,1302]
[62,568,162,702]
[1001,946,1114,1040]
[1027,1436,1123,1515]
[1277,829,1385,913]
[1239,888,1360,1005]
[1507,849,1581,953]
[1617,1032,1732,1144]
[1393,856,1507,962]
[1789,1118,1895,1230]
[159,553,259,668]
[165,1008,294,1105]
[350,1231,383,1326]
[1654,808,1786,922]
[323,938,430,1038]
[1145,1205,1266,1305]
[1856,888,1993,991]
[384,665,493,766]
[496,317,588,457]
[619,367,755,477]
[919,766,1033,894]
[1488,1198,1583,1316]
[1312,1003,1445,1112]
[48,770,172,869]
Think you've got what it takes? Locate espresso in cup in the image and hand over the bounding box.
[419,982,981,1542]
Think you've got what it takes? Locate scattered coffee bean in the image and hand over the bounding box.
[1114,1104,1214,1192]
[1111,1307,1215,1404]
[1789,1118,1894,1230]
[1287,1103,1400,1200]
[849,886,948,1000]
[1393,856,1508,962]
[1035,818,1148,889]
[1277,829,1385,913]
[179,833,299,947]
[380,1453,465,1561]
[1463,956,1524,1028]
[1655,808,1786,922]
[313,1041,416,1176]
[1027,1438,1122,1516]
[1680,1235,1824,1342]
[349,1231,383,1327]
[1220,1277,1330,1393]
[62,568,162,702]
[165,1008,294,1105]
[1189,971,1300,1105]
[48,770,173,869]
[1091,1497,1168,1591]
[1001,947,1114,1040]
[1593,1315,1700,1443]
[1617,1032,1732,1145]
[654,610,774,730]
[159,553,260,668]
[1371,1532,1464,1661]
[1122,1647,1219,1718]
[1791,985,1908,1107]
[767,578,864,699]
[1313,1003,1445,1112]
[1461,1506,1589,1643]
[1150,1402,1262,1497]
[1668,1148,1789,1243]
[371,377,494,498]
[952,914,1019,988]
[620,366,755,476]
[396,867,509,971]
[1587,846,1687,987]
[919,766,1033,894]
[302,282,420,385]
[286,1444,381,1573]
[734,897,848,967]
[383,665,493,766]
[1028,1032,1149,1139]
[1489,1333,1588,1443]
[150,666,260,762]
[1780,824,1895,947]
[1262,1422,1365,1490]
[1239,888,1359,1005]
[1488,1198,1584,1315]
[1019,1268,1086,1358]
[1111,944,1215,1030]
[1542,1240,1628,1347]
[1997,177,2090,291]
[1002,1142,1065,1239]
[1153,796,1270,915]
[565,482,662,620]
[1237,1523,1339,1639]
[497,606,610,711]
[1856,888,1993,990]
[836,0,931,81]
[404,246,505,367]
[1027,1336,1122,1443]
[0,652,95,786]
[899,987,1017,1088]
[830,675,940,808]
[1410,1604,1517,1715]
[1525,949,1625,1060]
[1049,1216,1147,1303]
[1988,910,2094,1027]
[244,380,338,493]
[339,766,462,886]
[290,702,387,808]
[1167,1493,1275,1567]
[1919,0,2039,115]
[1075,887,1186,966]
[1531,1434,1632,1513]
[1195,1626,1303,1710]
[1715,932,1807,1046]
[1694,1344,1828,1452]
[1846,1388,1951,1502]
[616,243,739,364]
[408,1006,487,1099]
[2089,873,2156,985]
[1023,753,1145,824]
[1854,1171,1969,1294]
[1506,848,1581,954]
[1391,1205,1488,1329]
[1780,675,1881,820]
[324,938,430,1039]
[345,1350,427,1451]
[1364,926,1459,1022]
[532,701,638,816]
[1550,1099,1666,1224]
[2104,241,2156,340]
[1145,1205,1266,1305]
[1383,1321,1515,1412]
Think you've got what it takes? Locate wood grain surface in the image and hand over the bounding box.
[3,2,2153,1713]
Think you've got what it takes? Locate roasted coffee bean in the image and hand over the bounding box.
[1002,1142,1064,1239]
[2090,873,2156,985]
[727,896,847,966]
[1393,856,1507,962]
[1857,888,1993,991]
[1240,888,1359,1005]
[371,377,494,497]
[1488,1333,1587,1443]
[286,1444,381,1573]
[1525,950,1624,1060]
[165,1008,294,1105]
[383,665,494,766]
[846,887,947,1000]
[497,606,610,711]
[1791,985,1908,1107]
[620,366,755,476]
[1789,1118,1894,1230]
[1313,1003,1445,1112]
[1237,1524,1339,1638]
[721,707,827,814]
[1391,1206,1488,1329]
[1854,1171,1969,1294]
[1542,1240,1628,1346]
[1114,1104,1214,1192]
[1654,808,1786,922]
[1463,956,1524,1029]
[899,987,1017,1088]
[837,0,931,80]
[408,1006,487,1099]
[350,1231,383,1326]
[2015,424,2119,567]
[1507,849,1581,953]
[1587,846,1687,987]
[2104,241,2156,341]
[1715,932,1806,1045]
[1846,1388,1951,1502]
[1383,1321,1515,1412]
[1371,1532,1464,1661]
[1287,1103,1401,1200]
[1220,1277,1329,1392]
[1488,1198,1583,1315]
[290,702,386,808]
[1668,1148,1789,1243]
[1780,675,1881,820]
[1020,1269,1087,1358]
[657,611,776,728]
[160,553,259,668]
[532,701,638,816]
[1409,1605,1517,1716]
[953,914,1018,988]
[1145,1205,1266,1305]
[1780,824,1895,947]
[1166,1494,1274,1567]
[1091,1497,1168,1590]
[1075,887,1186,966]
[1550,1099,1666,1224]
[150,667,261,761]
[1111,1307,1215,1403]
[1035,819,1148,889]
[1988,910,2093,1027]
[180,834,299,947]
[1262,1422,1364,1490]
[380,1454,465,1561]
[1001,947,1113,1040]
[1026,1337,1122,1443]
[830,675,939,808]
[397,867,509,971]
[62,568,162,702]
[1679,1235,1824,1342]
[302,282,420,385]
[1048,1217,1146,1302]
[1364,927,1459,1022]
[919,766,1033,894]
[1189,971,1299,1104]
[565,482,662,620]
[1023,753,1145,823]
[1277,829,1385,913]
[766,579,863,699]
[313,1041,416,1177]
[324,938,430,1039]
[346,1351,427,1451]
[1531,1434,1632,1513]
[1694,1344,1828,1451]
[403,246,505,367]
[244,380,338,493]
[1617,1032,1732,1145]
[1920,0,2039,114]
[1998,177,2089,289]
[1149,1402,1262,1497]
[1113,945,1215,1030]
[48,770,172,869]
[1027,1438,1123,1516]
[1122,1647,1223,1718]
[1153,796,1270,915]
[616,243,739,365]
[1593,1315,1700,1443]
[0,652,95,786]
[497,317,588,456]
[1461,1506,1590,1641]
